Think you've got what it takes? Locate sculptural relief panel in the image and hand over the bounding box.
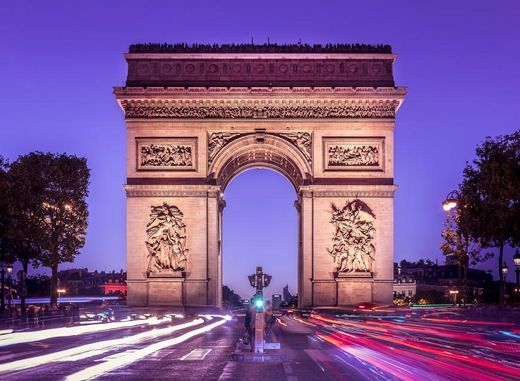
[136,137,197,171]
[328,199,376,274]
[323,137,384,171]
[145,203,189,274]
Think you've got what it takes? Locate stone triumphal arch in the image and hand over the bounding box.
[114,43,406,307]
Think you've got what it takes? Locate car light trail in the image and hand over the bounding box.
[65,317,228,381]
[305,311,520,381]
[0,316,170,347]
[0,318,204,374]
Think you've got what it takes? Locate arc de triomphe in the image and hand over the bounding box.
[114,43,406,308]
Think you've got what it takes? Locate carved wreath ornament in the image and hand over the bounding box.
[145,203,189,273]
[328,200,376,273]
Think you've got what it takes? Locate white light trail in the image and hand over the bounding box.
[66,317,228,381]
[0,319,204,374]
[0,316,169,347]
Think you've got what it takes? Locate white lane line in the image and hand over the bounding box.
[66,317,228,381]
[0,316,170,347]
[0,319,204,374]
[179,348,212,361]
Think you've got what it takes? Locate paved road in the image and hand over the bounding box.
[0,309,519,380]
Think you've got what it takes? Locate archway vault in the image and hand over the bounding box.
[208,132,312,192]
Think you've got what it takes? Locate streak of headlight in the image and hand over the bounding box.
[501,331,520,339]
[65,317,228,381]
[294,317,317,327]
[0,319,204,374]
[0,316,169,347]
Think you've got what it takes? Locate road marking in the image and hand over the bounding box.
[218,361,237,381]
[65,317,228,381]
[179,348,212,361]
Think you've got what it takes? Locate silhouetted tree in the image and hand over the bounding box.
[222,285,242,307]
[9,152,90,308]
[7,154,48,314]
[459,131,520,305]
[441,211,491,303]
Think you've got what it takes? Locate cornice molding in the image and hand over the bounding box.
[299,185,397,198]
[124,184,220,198]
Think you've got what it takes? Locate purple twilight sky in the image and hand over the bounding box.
[1,1,519,299]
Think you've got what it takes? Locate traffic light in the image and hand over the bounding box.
[252,292,264,312]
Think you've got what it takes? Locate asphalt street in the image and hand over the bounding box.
[0,308,519,380]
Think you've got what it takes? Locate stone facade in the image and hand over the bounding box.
[114,44,405,307]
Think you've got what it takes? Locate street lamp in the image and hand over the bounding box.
[449,289,459,306]
[442,190,466,304]
[6,265,12,310]
[513,251,520,303]
[442,190,460,212]
[501,262,509,304]
[0,264,5,312]
[501,262,508,276]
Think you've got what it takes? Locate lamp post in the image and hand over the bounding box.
[514,251,520,304]
[0,264,5,312]
[449,289,459,306]
[501,262,508,305]
[6,265,12,310]
[442,190,466,305]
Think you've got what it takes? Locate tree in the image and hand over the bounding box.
[440,210,491,303]
[6,154,48,315]
[9,152,90,308]
[0,156,11,259]
[222,285,242,307]
[459,131,520,305]
[0,156,16,311]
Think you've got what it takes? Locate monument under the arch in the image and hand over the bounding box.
[114,43,406,307]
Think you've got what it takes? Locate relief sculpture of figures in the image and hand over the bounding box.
[328,144,379,166]
[141,144,192,167]
[208,132,240,163]
[145,203,189,273]
[280,132,312,163]
[328,199,376,273]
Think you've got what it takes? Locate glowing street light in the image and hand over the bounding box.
[501,262,508,275]
[449,289,459,306]
[442,190,460,212]
[514,251,520,303]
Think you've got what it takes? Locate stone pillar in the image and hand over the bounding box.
[298,191,314,308]
[205,188,221,307]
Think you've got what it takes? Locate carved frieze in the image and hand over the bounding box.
[136,138,197,171]
[145,203,189,274]
[120,99,400,119]
[323,137,384,171]
[328,200,376,273]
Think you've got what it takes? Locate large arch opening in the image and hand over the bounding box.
[222,168,298,304]
[211,135,309,307]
